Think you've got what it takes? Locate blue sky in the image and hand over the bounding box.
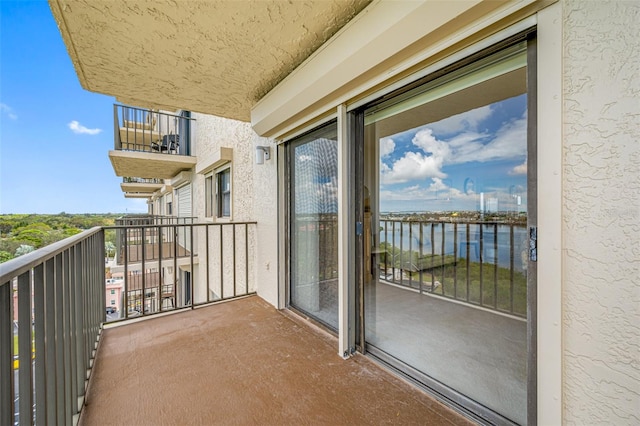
[0,1,147,214]
[378,94,528,213]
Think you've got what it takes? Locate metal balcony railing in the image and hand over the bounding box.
[291,216,527,318]
[1,220,257,424]
[0,228,105,426]
[113,217,196,265]
[377,218,528,318]
[115,215,196,227]
[108,221,257,321]
[122,177,163,184]
[113,105,194,156]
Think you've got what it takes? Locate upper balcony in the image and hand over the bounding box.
[109,105,197,180]
[120,177,164,198]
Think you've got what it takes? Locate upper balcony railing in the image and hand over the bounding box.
[115,215,196,227]
[113,104,194,156]
[113,216,196,267]
[122,177,164,184]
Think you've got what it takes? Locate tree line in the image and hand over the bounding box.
[0,213,122,263]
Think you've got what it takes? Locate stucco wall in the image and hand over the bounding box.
[562,0,640,423]
[191,113,278,307]
[252,140,279,307]
[193,114,256,222]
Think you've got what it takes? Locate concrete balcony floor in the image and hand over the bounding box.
[80,296,472,425]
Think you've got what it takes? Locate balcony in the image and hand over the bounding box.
[0,222,472,426]
[80,296,472,425]
[109,105,197,180]
[120,177,164,198]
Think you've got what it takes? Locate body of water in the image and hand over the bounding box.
[379,221,528,272]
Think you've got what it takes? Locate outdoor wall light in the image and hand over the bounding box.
[255,146,271,165]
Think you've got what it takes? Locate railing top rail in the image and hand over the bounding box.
[114,103,196,121]
[0,226,103,285]
[116,215,196,219]
[107,221,258,230]
[379,218,527,226]
[122,177,164,183]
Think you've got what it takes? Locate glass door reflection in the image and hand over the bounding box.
[363,43,530,424]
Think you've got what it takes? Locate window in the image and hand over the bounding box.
[110,289,115,295]
[110,300,116,305]
[167,202,173,215]
[217,168,231,218]
[206,167,231,218]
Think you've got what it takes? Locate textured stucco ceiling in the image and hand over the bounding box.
[50,0,371,122]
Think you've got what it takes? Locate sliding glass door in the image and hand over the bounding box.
[361,38,535,424]
[287,122,339,330]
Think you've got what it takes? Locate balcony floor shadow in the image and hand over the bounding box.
[80,295,472,425]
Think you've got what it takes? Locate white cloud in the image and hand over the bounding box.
[427,104,492,135]
[379,137,395,158]
[453,114,527,164]
[68,120,102,135]
[0,103,17,120]
[381,151,447,184]
[509,159,527,175]
[412,128,451,159]
[428,177,449,192]
[380,128,450,184]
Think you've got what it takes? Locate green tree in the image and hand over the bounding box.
[0,250,13,263]
[13,225,52,248]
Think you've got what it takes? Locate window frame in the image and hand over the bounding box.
[205,173,214,218]
[284,120,340,332]
[216,166,232,219]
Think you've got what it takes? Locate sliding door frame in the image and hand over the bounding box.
[351,30,538,425]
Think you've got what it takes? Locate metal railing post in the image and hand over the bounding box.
[0,279,14,425]
[190,225,194,309]
[206,225,210,303]
[245,223,249,295]
[54,252,65,425]
[141,228,146,315]
[17,271,33,426]
[232,224,237,298]
[44,258,56,424]
[33,263,46,425]
[219,225,224,299]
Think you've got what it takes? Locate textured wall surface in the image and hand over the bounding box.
[191,114,278,306]
[251,137,279,307]
[193,114,257,222]
[50,0,370,122]
[562,0,640,423]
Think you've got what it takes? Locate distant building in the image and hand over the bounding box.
[105,279,124,313]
